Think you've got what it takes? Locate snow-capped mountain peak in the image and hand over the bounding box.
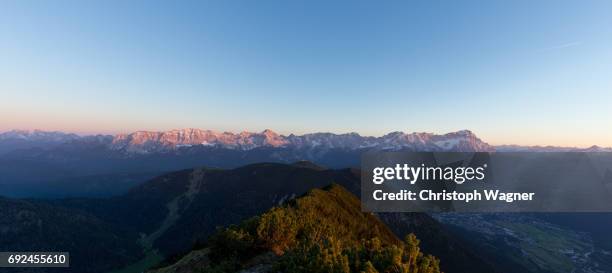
[3,128,611,155]
[0,129,80,142]
[105,128,494,154]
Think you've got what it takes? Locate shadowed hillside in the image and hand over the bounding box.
[0,197,142,273]
[8,162,495,273]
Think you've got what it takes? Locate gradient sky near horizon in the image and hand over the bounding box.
[1,0,612,147]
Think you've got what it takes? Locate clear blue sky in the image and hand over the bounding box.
[1,0,611,147]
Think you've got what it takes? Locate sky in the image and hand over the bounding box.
[1,0,612,147]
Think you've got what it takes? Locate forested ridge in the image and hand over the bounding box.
[155,184,443,273]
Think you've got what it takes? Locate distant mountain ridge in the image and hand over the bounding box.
[2,128,611,198]
[4,128,611,154]
[0,129,81,154]
[1,128,496,154]
[109,128,495,153]
[0,129,80,142]
[495,144,612,152]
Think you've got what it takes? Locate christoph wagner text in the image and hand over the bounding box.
[372,164,486,185]
[372,190,535,203]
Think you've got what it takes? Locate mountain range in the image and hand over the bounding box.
[1,128,496,154]
[0,129,80,154]
[2,128,610,198]
[3,128,610,155]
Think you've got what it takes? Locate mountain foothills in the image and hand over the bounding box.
[0,162,496,273]
[0,197,142,273]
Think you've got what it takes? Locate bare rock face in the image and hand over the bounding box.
[106,128,495,154]
[5,128,612,156]
[109,128,291,153]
